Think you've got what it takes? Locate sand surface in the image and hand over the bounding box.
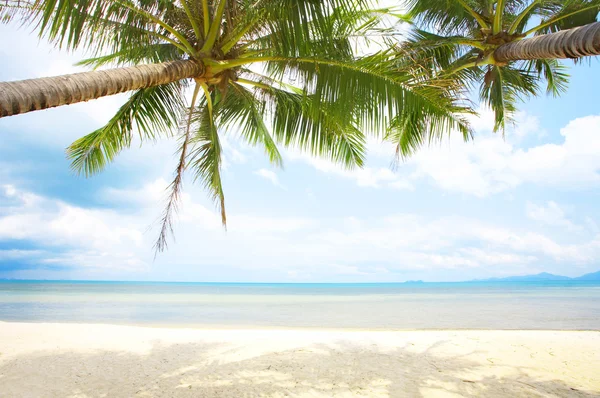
[0,323,598,397]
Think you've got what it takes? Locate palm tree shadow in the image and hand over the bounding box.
[0,339,596,397]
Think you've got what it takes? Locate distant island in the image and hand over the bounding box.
[473,270,600,282]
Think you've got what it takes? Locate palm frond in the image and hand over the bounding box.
[525,58,570,96]
[76,43,183,69]
[10,0,187,54]
[256,81,368,169]
[3,0,484,253]
[154,83,201,253]
[67,82,184,176]
[402,0,599,134]
[406,0,490,35]
[246,52,470,138]
[188,98,227,226]
[217,82,283,167]
[245,1,375,62]
[0,0,34,22]
[531,0,600,35]
[480,64,538,131]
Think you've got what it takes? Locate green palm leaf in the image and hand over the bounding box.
[2,0,477,252]
[67,82,185,176]
[76,43,184,69]
[258,82,367,168]
[216,82,283,167]
[402,0,600,133]
[526,59,570,96]
[189,99,226,227]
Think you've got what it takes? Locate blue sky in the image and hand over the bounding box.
[1,19,600,282]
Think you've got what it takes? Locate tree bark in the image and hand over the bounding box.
[0,59,203,118]
[494,21,600,63]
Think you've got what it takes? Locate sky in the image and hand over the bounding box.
[1,16,600,283]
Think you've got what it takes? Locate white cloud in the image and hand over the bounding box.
[366,136,397,158]
[287,112,600,198]
[466,107,543,142]
[103,178,170,205]
[406,114,600,196]
[40,251,146,270]
[103,178,223,230]
[230,215,316,233]
[456,248,538,266]
[2,181,600,280]
[526,201,582,232]
[105,178,316,236]
[289,152,414,190]
[585,217,600,235]
[220,135,248,168]
[0,184,146,270]
[407,135,517,197]
[254,169,283,188]
[284,110,545,195]
[309,213,600,269]
[0,249,45,261]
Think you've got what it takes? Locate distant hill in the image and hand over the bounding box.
[475,271,600,282]
[574,271,600,281]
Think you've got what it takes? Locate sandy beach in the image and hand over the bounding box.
[0,323,598,397]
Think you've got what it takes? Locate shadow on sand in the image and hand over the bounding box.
[0,339,595,397]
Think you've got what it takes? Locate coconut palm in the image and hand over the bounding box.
[0,0,470,251]
[396,0,600,143]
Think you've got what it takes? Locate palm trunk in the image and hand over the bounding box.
[494,21,600,63]
[0,59,202,118]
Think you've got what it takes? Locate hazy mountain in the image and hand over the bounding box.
[574,271,600,281]
[476,271,600,282]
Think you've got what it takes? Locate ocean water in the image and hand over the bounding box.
[0,280,599,330]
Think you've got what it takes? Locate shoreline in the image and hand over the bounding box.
[3,320,600,332]
[1,322,599,397]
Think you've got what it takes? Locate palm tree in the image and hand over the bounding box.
[0,0,470,251]
[397,0,600,141]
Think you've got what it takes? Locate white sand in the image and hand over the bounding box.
[0,323,599,397]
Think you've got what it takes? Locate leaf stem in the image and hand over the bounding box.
[493,0,505,33]
[508,0,540,34]
[221,14,261,54]
[202,0,210,38]
[201,0,227,52]
[115,0,197,55]
[524,5,600,36]
[457,0,489,29]
[180,0,202,43]
[154,83,201,253]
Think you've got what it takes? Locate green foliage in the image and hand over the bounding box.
[76,43,184,69]
[530,0,600,35]
[402,0,598,132]
[257,81,368,168]
[0,1,34,22]
[3,0,469,252]
[480,65,537,131]
[188,98,226,227]
[217,83,283,167]
[66,82,185,177]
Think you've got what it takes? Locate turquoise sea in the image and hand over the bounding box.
[1,280,599,329]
